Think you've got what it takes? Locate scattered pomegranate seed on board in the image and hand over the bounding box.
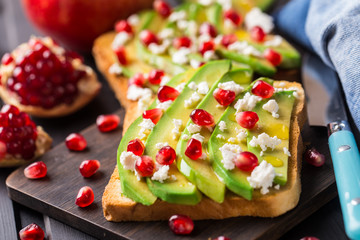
[96,114,120,132]
[65,133,87,151]
[19,223,45,240]
[24,161,47,179]
[75,186,94,207]
[127,139,145,156]
[79,160,100,178]
[168,214,194,235]
[235,111,259,129]
[304,148,325,167]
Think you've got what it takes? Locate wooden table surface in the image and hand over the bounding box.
[0,0,351,239]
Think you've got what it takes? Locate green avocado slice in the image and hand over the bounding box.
[116,71,192,205]
[176,65,252,203]
[144,60,232,204]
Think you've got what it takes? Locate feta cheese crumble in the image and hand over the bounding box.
[156,142,169,149]
[216,134,226,140]
[151,165,170,183]
[138,119,156,139]
[203,50,217,61]
[169,10,187,22]
[190,59,202,69]
[172,47,191,65]
[175,82,186,93]
[234,92,262,112]
[148,40,170,55]
[172,119,183,140]
[236,128,247,141]
[218,81,244,95]
[112,32,131,49]
[197,82,209,95]
[181,134,190,140]
[160,76,171,86]
[128,14,140,26]
[249,133,281,152]
[264,35,283,47]
[188,82,198,90]
[219,143,242,170]
[228,41,262,57]
[127,85,152,101]
[157,100,173,111]
[187,123,201,134]
[245,8,274,33]
[192,133,205,143]
[262,99,279,118]
[283,147,291,157]
[158,28,175,39]
[247,160,276,195]
[120,151,140,171]
[108,63,123,75]
[219,121,227,132]
[184,92,201,108]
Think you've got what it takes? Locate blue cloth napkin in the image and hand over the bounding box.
[274,0,360,130]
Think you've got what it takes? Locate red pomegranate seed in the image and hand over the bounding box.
[264,48,282,66]
[185,138,202,160]
[114,46,127,65]
[148,69,165,85]
[143,108,163,124]
[190,109,215,126]
[235,111,259,129]
[305,147,325,167]
[224,9,242,26]
[157,86,180,102]
[199,41,215,55]
[140,30,159,46]
[65,133,87,151]
[168,214,194,235]
[0,140,6,159]
[127,138,145,156]
[1,104,20,114]
[24,161,47,179]
[221,34,237,48]
[79,160,100,177]
[19,223,45,240]
[250,26,266,42]
[65,50,84,63]
[1,53,14,65]
[173,37,192,49]
[213,88,236,106]
[96,114,120,132]
[156,146,176,165]
[251,80,274,98]
[234,151,258,172]
[75,186,94,207]
[114,20,133,34]
[199,23,217,38]
[129,73,146,87]
[300,237,320,240]
[154,0,172,17]
[135,155,155,177]
[213,237,231,240]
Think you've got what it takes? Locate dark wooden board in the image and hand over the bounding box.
[5,105,336,239]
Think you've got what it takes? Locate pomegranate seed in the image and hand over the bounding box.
[236,111,259,129]
[114,46,127,65]
[127,138,145,156]
[185,138,202,160]
[135,155,155,177]
[199,41,215,55]
[65,133,87,151]
[213,237,231,240]
[148,69,165,85]
[96,114,120,132]
[114,20,133,34]
[305,147,325,167]
[199,23,217,38]
[156,146,176,165]
[140,30,159,46]
[300,237,320,240]
[168,214,194,235]
[1,53,14,65]
[234,151,258,172]
[24,161,47,179]
[143,108,163,124]
[213,88,236,106]
[1,104,20,114]
[221,34,237,48]
[79,160,100,177]
[224,9,242,26]
[173,37,192,49]
[250,26,266,42]
[157,86,179,102]
[264,48,282,66]
[0,140,6,159]
[19,223,45,240]
[251,80,274,98]
[129,73,147,87]
[190,109,215,126]
[154,0,172,18]
[75,186,94,207]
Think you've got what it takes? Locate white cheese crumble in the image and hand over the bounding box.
[151,165,170,183]
[228,41,262,57]
[197,82,209,95]
[188,82,198,91]
[128,14,140,26]
[264,35,283,47]
[156,142,169,149]
[216,134,226,140]
[177,20,190,30]
[245,8,274,33]
[198,0,215,6]
[236,129,248,141]
[249,133,281,152]
[219,143,242,170]
[172,47,191,65]
[192,133,205,143]
[217,0,232,10]
[283,147,291,157]
[157,100,173,111]
[138,118,156,139]
[169,10,187,22]
[247,160,276,195]
[127,85,152,101]
[158,28,175,39]
[227,137,237,143]
[218,81,244,95]
[187,21,198,37]
[190,59,202,69]
[138,92,153,111]
[203,50,217,61]
[160,76,171,86]
[274,184,280,190]
[181,134,190,140]
[172,119,183,140]
[108,63,123,75]
[234,92,262,112]
[175,82,186,93]
[112,32,131,49]
[187,123,201,134]
[148,39,170,55]
[224,19,237,32]
[120,151,140,171]
[274,87,300,99]
[262,99,279,118]
[219,121,227,132]
[199,152,208,160]
[184,92,201,108]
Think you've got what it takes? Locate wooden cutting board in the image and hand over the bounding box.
[6,107,337,240]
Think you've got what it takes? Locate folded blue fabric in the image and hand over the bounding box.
[274,0,360,130]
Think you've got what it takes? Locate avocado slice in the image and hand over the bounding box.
[116,70,193,205]
[176,65,252,203]
[144,60,232,204]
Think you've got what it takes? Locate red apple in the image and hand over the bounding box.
[21,0,154,52]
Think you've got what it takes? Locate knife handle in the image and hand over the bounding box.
[329,129,360,240]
